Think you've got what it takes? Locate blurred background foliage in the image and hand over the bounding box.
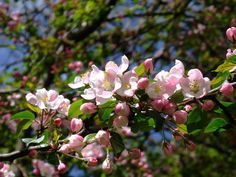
[0,0,236,176]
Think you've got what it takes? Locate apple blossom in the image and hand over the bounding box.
[226,49,236,59]
[162,101,176,115]
[202,100,215,111]
[80,102,97,114]
[70,118,83,132]
[116,71,138,97]
[115,102,130,116]
[184,104,192,112]
[179,69,210,98]
[173,110,188,124]
[81,143,104,159]
[151,98,168,112]
[95,130,110,147]
[87,157,98,167]
[105,55,129,76]
[220,81,234,96]
[0,163,15,177]
[162,142,174,156]
[113,116,128,128]
[67,134,84,151]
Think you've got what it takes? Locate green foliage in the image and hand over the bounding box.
[22,135,45,147]
[204,118,227,133]
[110,132,125,156]
[83,133,97,144]
[135,63,145,76]
[68,100,83,118]
[11,110,35,120]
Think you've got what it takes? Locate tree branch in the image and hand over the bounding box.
[0,144,51,162]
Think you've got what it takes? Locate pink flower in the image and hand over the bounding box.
[173,110,188,124]
[151,98,168,112]
[95,130,110,147]
[226,27,236,41]
[102,158,113,173]
[220,81,234,96]
[202,100,215,111]
[105,55,129,76]
[57,162,67,173]
[143,58,154,73]
[58,144,70,154]
[114,102,130,116]
[0,162,3,169]
[162,101,176,115]
[113,116,128,128]
[70,118,83,132]
[226,49,236,59]
[87,157,98,167]
[68,76,85,89]
[162,142,173,156]
[137,77,149,89]
[81,143,104,159]
[184,105,192,112]
[80,102,97,114]
[26,93,37,105]
[129,148,141,159]
[116,71,138,97]
[32,160,56,177]
[180,69,210,98]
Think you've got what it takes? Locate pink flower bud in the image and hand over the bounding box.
[186,141,196,151]
[137,77,149,89]
[184,105,192,112]
[102,158,113,173]
[226,27,236,41]
[70,118,83,132]
[220,82,234,96]
[54,118,62,127]
[151,99,167,112]
[129,148,141,159]
[113,116,128,128]
[59,144,70,154]
[162,142,173,156]
[80,102,97,114]
[163,102,176,115]
[28,150,38,158]
[115,102,130,116]
[202,100,215,111]
[57,162,67,173]
[173,110,188,124]
[68,134,84,150]
[0,162,3,169]
[95,130,110,147]
[87,157,98,167]
[143,58,154,73]
[33,169,40,176]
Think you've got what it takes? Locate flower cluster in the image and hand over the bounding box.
[0,163,15,177]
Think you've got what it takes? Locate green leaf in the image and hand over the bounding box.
[83,133,97,144]
[68,100,83,118]
[227,55,236,64]
[135,63,145,76]
[131,114,155,133]
[110,132,125,156]
[11,110,35,120]
[177,124,188,134]
[16,119,33,135]
[26,102,41,113]
[211,71,230,88]
[187,106,207,133]
[22,135,45,147]
[204,118,228,133]
[98,108,114,121]
[214,61,235,73]
[169,90,184,103]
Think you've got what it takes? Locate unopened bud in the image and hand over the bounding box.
[0,162,3,169]
[115,102,130,116]
[144,58,153,73]
[80,102,97,114]
[163,142,174,156]
[220,82,234,97]
[138,77,149,89]
[102,158,113,174]
[202,100,215,111]
[87,157,98,167]
[57,162,67,173]
[226,27,236,41]
[113,116,128,128]
[163,102,176,115]
[173,110,188,124]
[70,118,83,132]
[95,130,110,147]
[54,118,62,127]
